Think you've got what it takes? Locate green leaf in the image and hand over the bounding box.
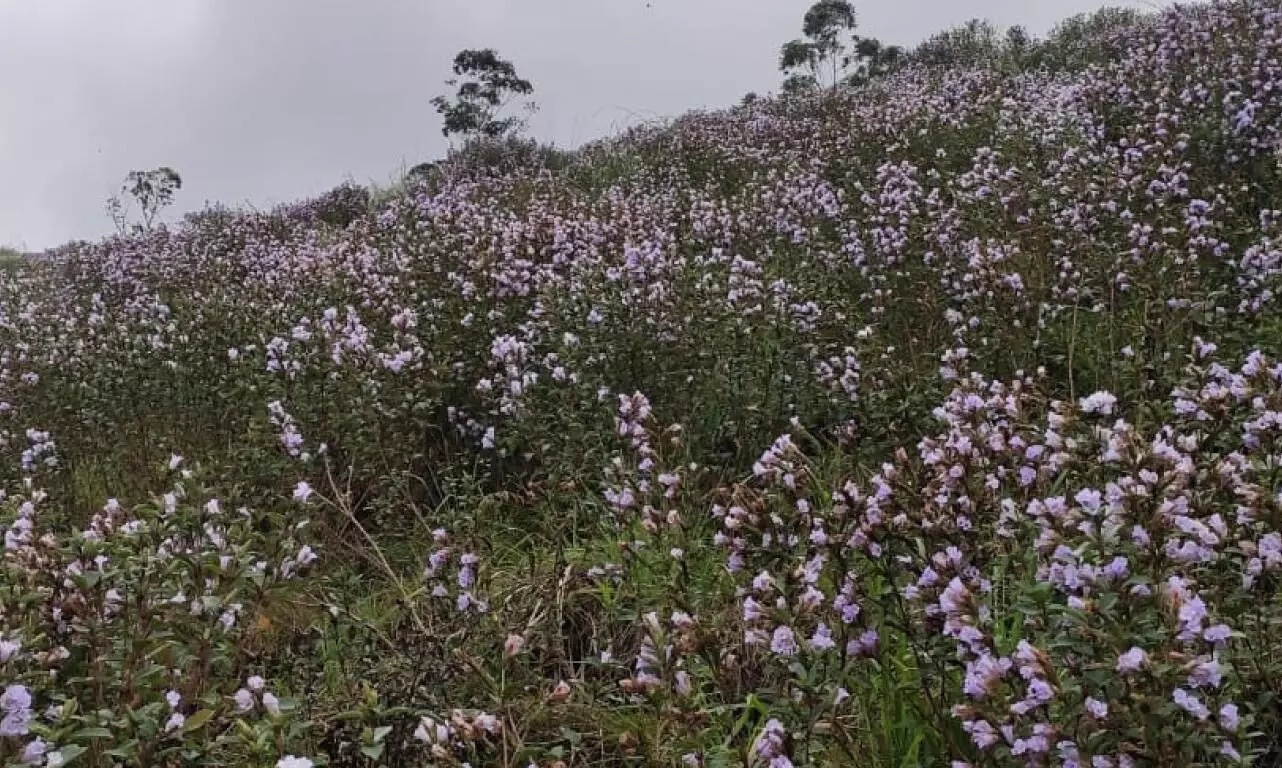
[72,727,114,740]
[361,743,386,760]
[372,725,393,743]
[234,719,257,740]
[104,742,140,759]
[54,744,88,764]
[184,709,215,732]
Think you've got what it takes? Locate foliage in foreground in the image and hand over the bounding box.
[3,1,1282,766]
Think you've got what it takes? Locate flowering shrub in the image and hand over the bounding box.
[3,0,1282,765]
[0,464,320,767]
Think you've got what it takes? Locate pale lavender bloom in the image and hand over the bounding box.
[674,670,693,696]
[1074,487,1102,513]
[851,629,879,656]
[1079,391,1118,415]
[1187,657,1222,689]
[1,684,31,714]
[1172,688,1210,720]
[0,710,30,737]
[1204,624,1232,646]
[1102,557,1129,580]
[1178,596,1209,638]
[752,718,788,760]
[0,683,32,737]
[164,712,185,733]
[808,623,835,651]
[939,577,969,615]
[1028,678,1054,702]
[20,737,47,763]
[1011,732,1050,755]
[963,654,1010,699]
[234,688,255,712]
[1116,647,1147,673]
[961,718,1000,749]
[1085,697,1108,719]
[770,626,798,656]
[1019,466,1038,486]
[1220,703,1240,731]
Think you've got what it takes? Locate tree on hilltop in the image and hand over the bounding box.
[105,167,182,235]
[431,49,536,142]
[778,1,903,92]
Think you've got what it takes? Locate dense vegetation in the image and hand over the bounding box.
[3,1,1282,765]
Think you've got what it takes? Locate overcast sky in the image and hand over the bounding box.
[0,0,1164,250]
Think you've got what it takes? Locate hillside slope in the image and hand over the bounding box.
[2,1,1282,766]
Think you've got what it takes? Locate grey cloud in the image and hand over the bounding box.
[0,0,1164,250]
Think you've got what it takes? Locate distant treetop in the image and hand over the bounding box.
[778,1,903,93]
[431,49,537,142]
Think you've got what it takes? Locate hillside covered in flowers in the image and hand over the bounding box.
[3,1,1282,766]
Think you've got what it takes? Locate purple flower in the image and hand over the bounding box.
[963,653,1010,699]
[961,718,1000,749]
[1204,624,1232,646]
[1085,697,1108,719]
[1116,647,1146,673]
[0,710,30,737]
[1,684,31,713]
[1074,488,1103,513]
[939,577,970,615]
[1187,657,1222,689]
[1220,703,1240,731]
[1028,678,1055,702]
[808,623,835,651]
[20,737,47,763]
[1177,595,1208,638]
[753,718,788,760]
[1101,556,1129,580]
[1079,391,1117,415]
[234,688,254,712]
[1172,688,1210,720]
[0,684,31,737]
[770,626,798,656]
[847,629,879,657]
[674,670,693,696]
